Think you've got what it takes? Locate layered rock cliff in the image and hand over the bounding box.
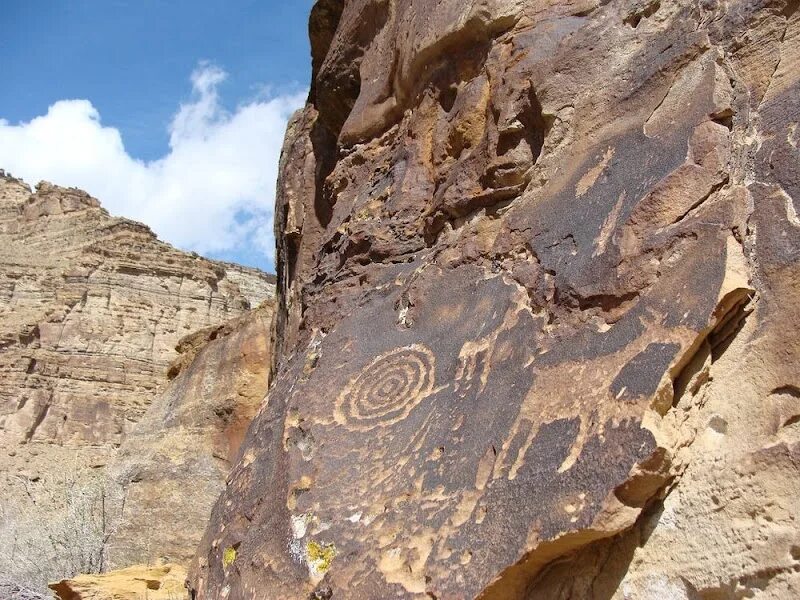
[0,173,275,590]
[192,0,800,598]
[0,174,272,451]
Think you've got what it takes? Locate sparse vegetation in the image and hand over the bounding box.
[0,577,50,600]
[0,466,113,595]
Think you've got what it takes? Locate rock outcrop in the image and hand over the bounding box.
[0,173,275,590]
[191,0,800,598]
[105,301,274,569]
[50,564,186,600]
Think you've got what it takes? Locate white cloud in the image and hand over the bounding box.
[0,64,306,268]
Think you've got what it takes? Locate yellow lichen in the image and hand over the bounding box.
[306,540,336,574]
[222,546,237,568]
[355,207,372,221]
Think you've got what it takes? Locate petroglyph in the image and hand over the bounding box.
[335,345,436,431]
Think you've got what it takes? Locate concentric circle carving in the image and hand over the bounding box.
[336,345,436,431]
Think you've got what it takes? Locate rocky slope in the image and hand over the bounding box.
[105,301,274,569]
[0,172,275,590]
[191,0,800,598]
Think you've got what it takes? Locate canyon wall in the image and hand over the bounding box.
[0,173,275,590]
[192,0,800,598]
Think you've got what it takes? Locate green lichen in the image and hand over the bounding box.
[222,546,237,568]
[306,540,336,574]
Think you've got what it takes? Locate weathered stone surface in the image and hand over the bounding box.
[0,174,275,591]
[50,564,186,600]
[105,301,274,569]
[193,0,800,598]
[0,176,272,451]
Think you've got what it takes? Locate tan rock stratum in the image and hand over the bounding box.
[0,172,275,590]
[191,0,800,598]
[49,564,186,600]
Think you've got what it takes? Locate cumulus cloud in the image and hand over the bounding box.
[0,64,306,268]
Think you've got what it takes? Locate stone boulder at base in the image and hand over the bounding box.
[49,564,186,600]
[191,0,800,598]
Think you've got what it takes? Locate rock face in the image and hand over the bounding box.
[191,0,800,598]
[0,173,275,589]
[105,301,274,569]
[0,175,272,451]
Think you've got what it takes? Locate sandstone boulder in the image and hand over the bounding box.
[49,564,186,600]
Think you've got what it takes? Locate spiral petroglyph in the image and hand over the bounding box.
[335,345,436,431]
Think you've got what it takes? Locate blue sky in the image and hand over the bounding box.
[0,1,316,272]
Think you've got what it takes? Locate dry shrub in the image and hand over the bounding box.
[0,577,51,600]
[0,466,113,595]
